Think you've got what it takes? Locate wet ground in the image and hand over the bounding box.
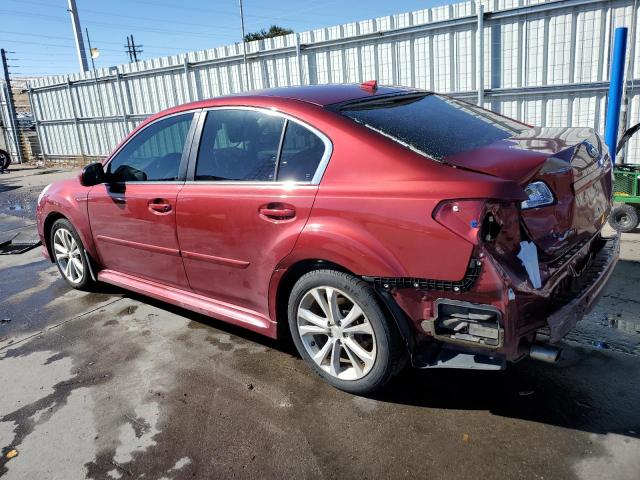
[1,164,640,479]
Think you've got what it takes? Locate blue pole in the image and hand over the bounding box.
[604,27,628,165]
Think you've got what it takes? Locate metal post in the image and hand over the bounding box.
[476,5,484,106]
[295,33,303,85]
[27,85,47,163]
[86,28,107,156]
[1,48,22,164]
[113,67,129,138]
[238,0,250,90]
[604,27,628,166]
[183,56,192,102]
[67,0,89,71]
[66,78,85,157]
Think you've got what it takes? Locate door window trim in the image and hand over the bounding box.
[185,106,333,186]
[102,109,202,185]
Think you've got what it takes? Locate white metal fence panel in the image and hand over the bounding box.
[27,0,640,163]
[0,84,19,160]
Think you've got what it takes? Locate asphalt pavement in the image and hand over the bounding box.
[1,164,639,479]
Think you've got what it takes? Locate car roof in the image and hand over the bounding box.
[225,84,417,106]
[140,84,424,130]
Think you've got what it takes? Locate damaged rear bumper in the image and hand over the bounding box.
[545,235,620,343]
[369,234,619,370]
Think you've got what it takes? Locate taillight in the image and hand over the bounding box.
[433,200,486,245]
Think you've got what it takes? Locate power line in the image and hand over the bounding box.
[0,38,123,53]
[0,30,201,53]
[6,0,339,29]
[0,9,239,40]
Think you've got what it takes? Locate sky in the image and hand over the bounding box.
[0,0,451,78]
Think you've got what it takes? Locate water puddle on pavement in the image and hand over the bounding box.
[568,313,640,356]
[32,169,63,175]
[0,198,36,219]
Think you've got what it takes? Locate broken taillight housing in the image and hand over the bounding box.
[433,200,486,245]
[480,212,502,242]
[434,200,504,245]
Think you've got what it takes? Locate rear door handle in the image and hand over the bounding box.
[259,203,296,220]
[148,198,172,214]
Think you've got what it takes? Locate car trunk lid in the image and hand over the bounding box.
[445,127,613,259]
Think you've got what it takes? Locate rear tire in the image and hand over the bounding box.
[50,218,96,290]
[288,269,405,395]
[609,204,639,233]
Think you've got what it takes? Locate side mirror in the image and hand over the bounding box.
[80,162,105,186]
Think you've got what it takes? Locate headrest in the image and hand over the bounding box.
[226,115,260,143]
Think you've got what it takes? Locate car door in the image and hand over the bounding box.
[176,107,331,316]
[88,111,197,288]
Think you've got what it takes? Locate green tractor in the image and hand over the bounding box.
[609,124,640,233]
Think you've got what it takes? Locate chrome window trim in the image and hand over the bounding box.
[103,109,201,184]
[193,105,334,185]
[182,180,318,187]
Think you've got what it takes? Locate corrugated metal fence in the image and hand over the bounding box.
[19,0,640,163]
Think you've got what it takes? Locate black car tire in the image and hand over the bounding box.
[288,269,405,394]
[0,149,10,171]
[608,204,639,233]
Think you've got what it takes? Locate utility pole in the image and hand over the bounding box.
[67,0,89,71]
[85,29,107,156]
[238,0,250,90]
[125,35,143,62]
[1,48,23,164]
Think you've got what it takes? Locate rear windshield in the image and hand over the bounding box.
[337,94,526,161]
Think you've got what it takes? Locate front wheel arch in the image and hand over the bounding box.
[43,212,68,262]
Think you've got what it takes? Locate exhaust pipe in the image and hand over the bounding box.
[529,344,562,363]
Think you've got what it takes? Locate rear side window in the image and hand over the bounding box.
[195,110,285,181]
[195,109,327,183]
[338,94,525,161]
[277,122,325,182]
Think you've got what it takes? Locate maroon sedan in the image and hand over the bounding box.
[36,84,618,394]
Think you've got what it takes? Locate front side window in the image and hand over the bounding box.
[195,110,285,181]
[107,113,194,182]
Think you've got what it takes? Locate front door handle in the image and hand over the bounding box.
[148,198,172,214]
[259,203,296,220]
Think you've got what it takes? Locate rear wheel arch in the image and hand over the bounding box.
[272,259,412,360]
[274,259,353,340]
[285,268,407,393]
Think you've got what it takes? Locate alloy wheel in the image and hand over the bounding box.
[53,228,84,284]
[297,286,377,381]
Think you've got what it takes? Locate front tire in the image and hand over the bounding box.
[609,204,639,233]
[50,218,95,290]
[288,269,404,394]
